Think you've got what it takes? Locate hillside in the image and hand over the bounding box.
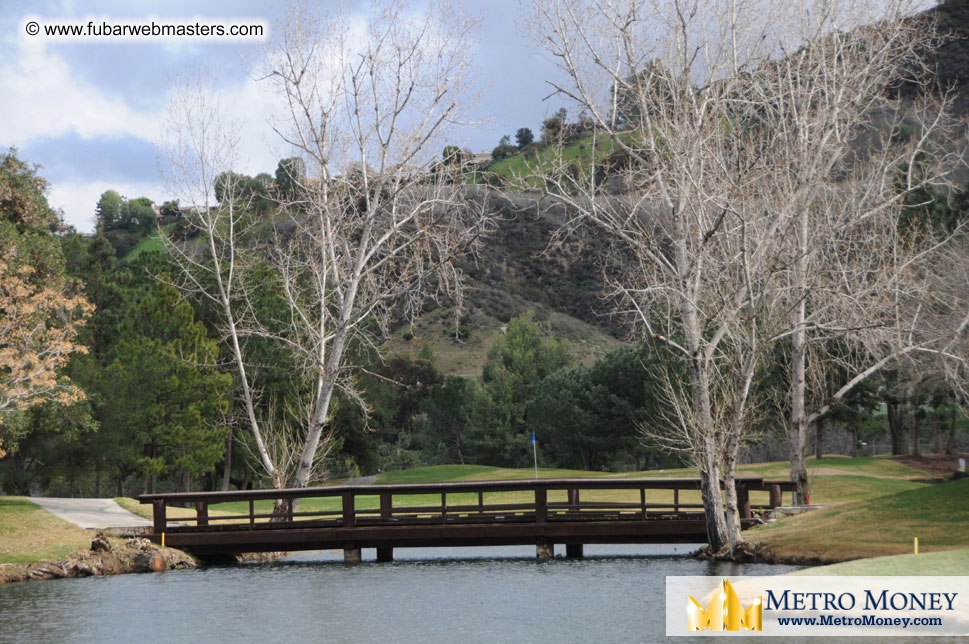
[384,189,628,374]
[125,2,969,379]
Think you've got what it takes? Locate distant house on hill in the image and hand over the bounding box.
[561,122,595,141]
[178,205,216,217]
[467,151,492,168]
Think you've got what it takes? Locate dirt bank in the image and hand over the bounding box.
[0,532,197,585]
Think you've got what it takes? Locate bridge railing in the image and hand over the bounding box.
[139,477,797,534]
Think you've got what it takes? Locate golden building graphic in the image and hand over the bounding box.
[687,578,763,632]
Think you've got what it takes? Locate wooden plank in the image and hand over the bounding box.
[195,501,209,527]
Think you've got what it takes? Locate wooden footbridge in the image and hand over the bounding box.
[139,477,797,562]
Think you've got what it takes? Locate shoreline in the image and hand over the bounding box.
[8,540,959,586]
[0,532,197,585]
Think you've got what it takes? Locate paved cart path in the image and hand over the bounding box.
[28,497,153,529]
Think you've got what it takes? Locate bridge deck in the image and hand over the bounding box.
[139,477,797,558]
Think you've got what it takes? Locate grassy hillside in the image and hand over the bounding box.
[747,477,969,563]
[484,134,627,189]
[122,229,164,263]
[384,307,623,376]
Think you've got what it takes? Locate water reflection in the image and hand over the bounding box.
[0,546,960,644]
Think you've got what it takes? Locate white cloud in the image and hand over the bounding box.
[0,35,162,147]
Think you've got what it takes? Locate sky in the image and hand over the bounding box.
[0,1,566,233]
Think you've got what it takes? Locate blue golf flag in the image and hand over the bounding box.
[531,431,536,445]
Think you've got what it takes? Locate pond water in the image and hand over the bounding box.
[0,545,957,643]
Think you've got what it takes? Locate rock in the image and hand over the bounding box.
[90,532,112,553]
[126,537,153,552]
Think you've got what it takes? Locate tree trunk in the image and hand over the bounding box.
[293,329,348,490]
[693,365,728,552]
[788,206,810,505]
[850,424,859,458]
[681,292,728,552]
[933,408,943,454]
[221,426,233,491]
[721,422,745,556]
[698,448,727,552]
[946,405,958,455]
[911,401,921,457]
[887,402,907,455]
[814,417,825,461]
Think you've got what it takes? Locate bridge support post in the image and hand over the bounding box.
[768,484,782,509]
[536,542,554,559]
[565,543,583,558]
[376,547,393,562]
[344,548,362,563]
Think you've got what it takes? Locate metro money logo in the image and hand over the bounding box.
[687,578,763,632]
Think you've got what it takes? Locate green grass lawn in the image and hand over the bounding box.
[0,497,92,564]
[791,548,969,576]
[484,134,627,190]
[122,230,164,263]
[747,477,969,563]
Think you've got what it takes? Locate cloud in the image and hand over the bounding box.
[0,36,162,147]
[21,132,158,184]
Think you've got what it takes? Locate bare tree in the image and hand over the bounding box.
[755,9,967,503]
[526,0,956,552]
[160,74,285,489]
[253,1,492,490]
[161,2,491,497]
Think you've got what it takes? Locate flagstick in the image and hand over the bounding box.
[533,439,539,479]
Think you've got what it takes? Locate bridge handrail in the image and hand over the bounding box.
[138,476,795,505]
[138,476,797,534]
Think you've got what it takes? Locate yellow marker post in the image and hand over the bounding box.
[161,532,165,549]
[914,537,918,555]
